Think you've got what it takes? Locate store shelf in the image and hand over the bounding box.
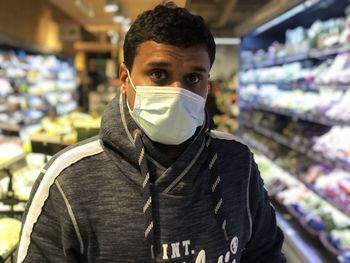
[241,45,350,70]
[309,45,350,59]
[240,81,350,92]
[240,100,350,127]
[0,123,21,133]
[277,210,336,263]
[239,1,350,260]
[240,81,320,91]
[241,120,350,171]
[241,51,309,70]
[318,83,350,91]
[243,139,350,260]
[242,135,350,219]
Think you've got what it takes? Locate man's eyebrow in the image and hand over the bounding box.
[145,62,171,68]
[192,66,208,73]
[146,62,208,73]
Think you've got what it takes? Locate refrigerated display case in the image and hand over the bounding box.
[238,0,350,261]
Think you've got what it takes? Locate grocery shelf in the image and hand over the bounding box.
[242,137,349,261]
[276,210,335,263]
[0,123,21,134]
[240,81,350,92]
[318,83,350,91]
[240,101,350,127]
[239,1,350,260]
[309,45,350,59]
[240,81,319,91]
[240,120,350,172]
[241,135,350,219]
[241,45,350,70]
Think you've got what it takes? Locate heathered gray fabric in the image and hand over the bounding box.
[17,90,285,263]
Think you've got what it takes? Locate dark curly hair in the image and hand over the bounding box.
[123,2,216,71]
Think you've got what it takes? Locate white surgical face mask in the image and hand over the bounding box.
[126,70,206,145]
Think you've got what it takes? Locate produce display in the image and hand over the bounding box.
[0,50,77,129]
[30,111,101,145]
[0,137,23,165]
[238,2,350,261]
[240,52,350,86]
[0,153,46,203]
[240,84,350,122]
[0,218,21,258]
[241,15,349,67]
[313,127,350,164]
[12,153,46,201]
[254,152,350,257]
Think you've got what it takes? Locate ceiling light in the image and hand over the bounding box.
[104,0,119,13]
[112,14,124,23]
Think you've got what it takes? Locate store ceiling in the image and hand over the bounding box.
[49,0,301,38]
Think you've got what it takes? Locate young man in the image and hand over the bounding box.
[17,3,285,263]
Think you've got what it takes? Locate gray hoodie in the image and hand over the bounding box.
[17,91,285,263]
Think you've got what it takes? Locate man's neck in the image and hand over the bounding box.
[152,138,193,162]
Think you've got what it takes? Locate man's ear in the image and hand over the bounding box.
[119,63,129,95]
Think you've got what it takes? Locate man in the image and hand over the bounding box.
[17,2,285,262]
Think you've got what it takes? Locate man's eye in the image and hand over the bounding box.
[150,70,167,80]
[186,74,201,84]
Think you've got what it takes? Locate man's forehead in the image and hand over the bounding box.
[134,41,211,70]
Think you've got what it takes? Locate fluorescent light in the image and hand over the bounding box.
[104,0,119,13]
[214,37,241,45]
[254,0,320,35]
[113,14,124,23]
[104,4,118,13]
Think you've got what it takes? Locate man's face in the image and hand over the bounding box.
[119,41,211,110]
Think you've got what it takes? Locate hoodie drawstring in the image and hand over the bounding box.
[134,131,156,260]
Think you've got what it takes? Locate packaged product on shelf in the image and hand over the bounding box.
[0,139,23,165]
[0,78,12,97]
[12,153,46,201]
[286,26,310,54]
[328,229,350,252]
[316,53,350,85]
[313,126,350,164]
[326,90,350,121]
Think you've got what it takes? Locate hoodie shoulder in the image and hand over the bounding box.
[209,130,251,157]
[209,130,241,141]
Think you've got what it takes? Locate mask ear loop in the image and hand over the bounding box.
[126,69,137,92]
[125,69,138,113]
